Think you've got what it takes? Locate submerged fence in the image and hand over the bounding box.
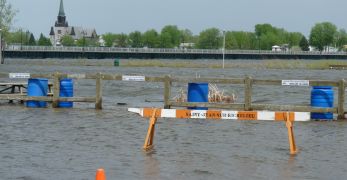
[0,72,345,119]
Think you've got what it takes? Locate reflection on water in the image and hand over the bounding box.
[0,59,347,179]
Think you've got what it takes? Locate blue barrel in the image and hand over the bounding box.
[311,86,334,120]
[26,78,48,108]
[188,83,208,110]
[58,78,74,108]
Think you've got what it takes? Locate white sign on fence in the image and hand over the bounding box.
[9,73,31,79]
[122,75,145,81]
[282,80,309,86]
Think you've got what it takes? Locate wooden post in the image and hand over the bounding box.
[284,112,297,155]
[95,72,102,109]
[164,75,172,109]
[338,79,346,119]
[244,76,252,111]
[143,109,158,151]
[52,72,60,108]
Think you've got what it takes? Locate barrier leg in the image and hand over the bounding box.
[284,112,297,155]
[143,109,158,151]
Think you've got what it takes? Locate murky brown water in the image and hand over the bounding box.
[1,59,347,180]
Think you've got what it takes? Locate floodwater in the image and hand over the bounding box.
[1,59,347,180]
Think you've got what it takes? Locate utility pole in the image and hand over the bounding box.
[0,29,3,64]
[222,30,226,69]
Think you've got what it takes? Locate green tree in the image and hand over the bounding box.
[102,33,117,47]
[286,32,303,47]
[258,32,281,50]
[309,22,337,51]
[0,0,17,37]
[227,31,255,49]
[254,23,300,50]
[299,36,309,51]
[335,29,347,50]
[75,37,97,47]
[6,29,30,45]
[37,33,52,46]
[115,33,128,47]
[60,35,75,46]
[197,28,221,49]
[255,24,277,37]
[28,33,36,45]
[128,31,142,48]
[142,29,159,48]
[159,25,181,48]
[180,29,194,43]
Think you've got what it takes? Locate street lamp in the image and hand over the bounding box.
[20,28,23,50]
[222,30,226,69]
[0,28,3,64]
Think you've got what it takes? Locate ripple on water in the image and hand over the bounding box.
[1,60,347,179]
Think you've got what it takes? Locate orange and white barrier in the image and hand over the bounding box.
[128,108,311,121]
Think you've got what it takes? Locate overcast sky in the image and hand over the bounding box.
[9,0,347,37]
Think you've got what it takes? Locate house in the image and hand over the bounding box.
[272,45,281,52]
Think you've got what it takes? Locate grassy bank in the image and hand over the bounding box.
[7,58,347,69]
[121,59,347,69]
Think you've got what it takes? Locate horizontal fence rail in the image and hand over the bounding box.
[0,72,346,119]
[4,45,347,56]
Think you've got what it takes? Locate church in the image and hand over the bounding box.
[49,0,97,46]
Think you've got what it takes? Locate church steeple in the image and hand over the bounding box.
[55,0,68,27]
[58,0,65,16]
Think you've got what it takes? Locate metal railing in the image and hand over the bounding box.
[4,45,347,56]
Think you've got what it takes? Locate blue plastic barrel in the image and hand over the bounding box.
[58,78,74,108]
[311,86,334,120]
[26,78,48,108]
[188,83,209,110]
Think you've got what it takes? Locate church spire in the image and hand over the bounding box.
[58,0,65,16]
[55,0,68,27]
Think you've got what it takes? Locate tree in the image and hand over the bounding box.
[309,22,337,51]
[180,29,194,43]
[28,33,36,45]
[227,31,255,49]
[159,25,181,48]
[299,36,309,51]
[286,32,304,48]
[128,31,142,48]
[115,33,128,47]
[142,29,159,48]
[0,0,17,36]
[6,29,30,45]
[60,35,75,46]
[254,23,302,50]
[335,29,347,50]
[255,24,277,37]
[37,33,52,46]
[196,28,221,49]
[102,33,117,47]
[75,37,97,47]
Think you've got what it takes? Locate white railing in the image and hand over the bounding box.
[4,45,347,56]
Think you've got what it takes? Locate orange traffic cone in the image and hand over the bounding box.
[96,168,106,180]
